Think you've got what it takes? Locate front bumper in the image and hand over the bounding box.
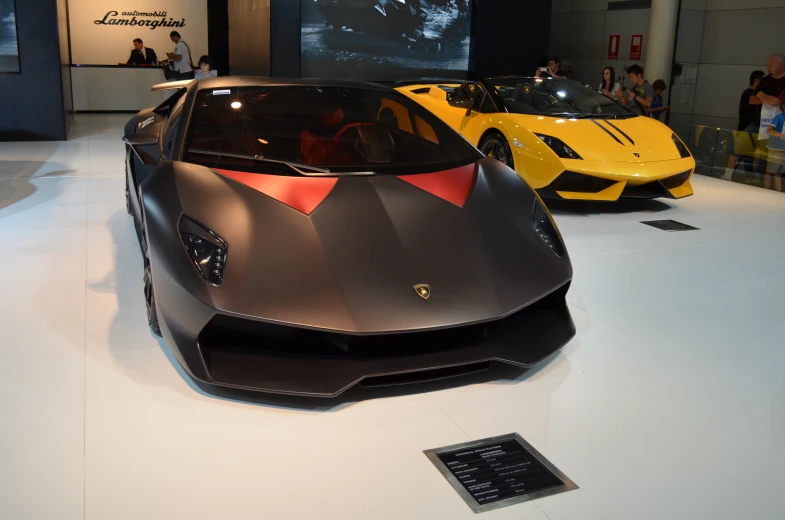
[156,279,575,397]
[537,157,696,201]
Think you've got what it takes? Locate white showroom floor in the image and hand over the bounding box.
[1,114,785,520]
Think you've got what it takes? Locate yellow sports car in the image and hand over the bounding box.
[394,77,695,201]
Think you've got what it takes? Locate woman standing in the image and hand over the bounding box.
[599,66,621,100]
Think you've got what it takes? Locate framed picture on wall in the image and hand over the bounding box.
[300,0,472,81]
[0,0,20,73]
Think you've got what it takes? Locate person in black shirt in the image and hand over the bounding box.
[739,70,765,131]
[749,54,785,128]
[534,56,566,79]
[723,70,765,180]
[126,38,158,66]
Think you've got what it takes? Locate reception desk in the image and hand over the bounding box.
[71,65,177,112]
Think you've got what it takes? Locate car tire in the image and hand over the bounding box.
[479,132,514,170]
[144,265,161,337]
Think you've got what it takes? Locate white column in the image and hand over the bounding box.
[645,0,680,87]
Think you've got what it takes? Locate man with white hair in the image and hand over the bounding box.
[747,54,785,188]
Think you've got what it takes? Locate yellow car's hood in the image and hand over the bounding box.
[509,114,682,163]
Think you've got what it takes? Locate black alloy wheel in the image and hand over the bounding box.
[143,265,161,336]
[479,133,514,169]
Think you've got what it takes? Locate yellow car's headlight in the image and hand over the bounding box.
[672,133,691,158]
[535,134,582,160]
[532,199,565,257]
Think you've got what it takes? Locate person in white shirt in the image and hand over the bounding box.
[599,66,622,100]
[166,31,194,80]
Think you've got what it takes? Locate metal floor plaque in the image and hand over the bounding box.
[424,433,577,513]
[641,219,700,232]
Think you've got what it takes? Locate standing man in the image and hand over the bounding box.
[620,65,654,116]
[721,70,764,180]
[166,31,194,80]
[746,54,785,185]
[750,54,785,112]
[749,54,785,132]
[126,38,157,66]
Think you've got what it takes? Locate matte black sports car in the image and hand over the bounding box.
[123,77,575,397]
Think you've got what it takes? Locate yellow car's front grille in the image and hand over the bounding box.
[660,170,692,190]
[550,171,616,193]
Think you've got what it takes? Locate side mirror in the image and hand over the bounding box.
[452,81,484,116]
[449,96,474,112]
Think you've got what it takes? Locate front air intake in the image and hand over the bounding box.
[550,171,616,193]
[660,170,692,190]
[359,362,492,388]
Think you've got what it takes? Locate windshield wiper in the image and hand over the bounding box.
[545,112,589,119]
[188,149,375,177]
[590,113,618,119]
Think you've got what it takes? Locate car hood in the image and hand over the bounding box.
[509,113,682,163]
[144,159,572,334]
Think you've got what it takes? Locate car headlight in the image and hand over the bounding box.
[672,133,691,158]
[534,134,582,160]
[138,115,155,130]
[179,215,228,286]
[532,199,565,257]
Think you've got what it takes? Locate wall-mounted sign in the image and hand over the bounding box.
[93,11,186,30]
[68,0,207,65]
[630,34,643,60]
[608,34,620,60]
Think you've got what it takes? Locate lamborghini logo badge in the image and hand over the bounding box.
[468,84,475,92]
[414,284,431,300]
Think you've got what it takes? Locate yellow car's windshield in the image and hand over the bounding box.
[487,77,634,119]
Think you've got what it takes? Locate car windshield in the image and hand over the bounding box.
[486,77,634,118]
[184,85,481,175]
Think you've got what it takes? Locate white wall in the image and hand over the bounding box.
[549,0,785,131]
[68,0,208,65]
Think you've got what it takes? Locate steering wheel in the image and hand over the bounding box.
[332,122,378,163]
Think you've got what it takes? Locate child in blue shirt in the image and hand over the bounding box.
[649,79,669,121]
[764,98,785,191]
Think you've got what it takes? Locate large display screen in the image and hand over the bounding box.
[0,0,20,73]
[301,0,471,81]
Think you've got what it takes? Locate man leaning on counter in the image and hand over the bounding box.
[126,38,158,66]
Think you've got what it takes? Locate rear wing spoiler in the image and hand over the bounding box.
[151,79,193,91]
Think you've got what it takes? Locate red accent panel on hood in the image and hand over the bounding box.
[214,169,338,215]
[396,163,477,208]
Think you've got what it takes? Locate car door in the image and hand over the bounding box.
[128,92,186,243]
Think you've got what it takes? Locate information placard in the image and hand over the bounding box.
[424,433,577,513]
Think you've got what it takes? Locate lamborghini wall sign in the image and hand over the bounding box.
[94,10,186,30]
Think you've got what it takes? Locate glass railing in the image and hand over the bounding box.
[676,124,780,189]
